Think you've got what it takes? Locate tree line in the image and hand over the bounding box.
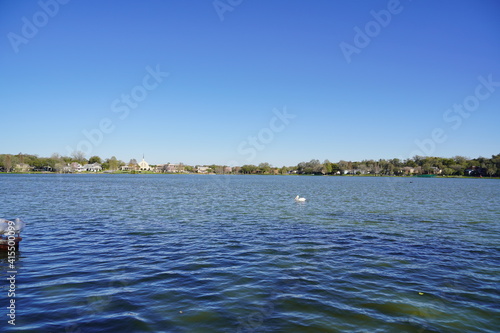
[0,152,499,177]
[294,155,499,177]
[0,153,124,172]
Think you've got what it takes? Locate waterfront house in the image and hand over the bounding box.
[14,163,33,172]
[121,164,138,171]
[166,164,178,172]
[430,167,442,175]
[158,163,183,173]
[82,163,102,172]
[61,162,84,173]
[196,166,210,173]
[465,166,486,176]
[402,167,416,175]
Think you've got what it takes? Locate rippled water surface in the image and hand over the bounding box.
[1,174,499,332]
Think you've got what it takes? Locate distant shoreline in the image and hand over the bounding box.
[0,172,497,180]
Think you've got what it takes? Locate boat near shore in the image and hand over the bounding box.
[0,237,22,251]
[0,218,25,251]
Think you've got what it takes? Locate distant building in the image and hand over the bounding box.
[138,158,150,171]
[403,167,416,175]
[166,164,178,172]
[61,162,84,173]
[158,163,183,173]
[14,163,32,172]
[155,164,163,172]
[82,163,102,172]
[196,166,210,173]
[351,169,369,175]
[430,167,442,175]
[465,166,485,176]
[71,162,84,172]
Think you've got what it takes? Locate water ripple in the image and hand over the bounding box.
[1,174,499,332]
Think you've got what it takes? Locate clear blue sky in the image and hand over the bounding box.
[1,0,499,166]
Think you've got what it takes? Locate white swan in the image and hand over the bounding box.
[295,195,306,202]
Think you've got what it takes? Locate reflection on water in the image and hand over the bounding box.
[0,174,499,332]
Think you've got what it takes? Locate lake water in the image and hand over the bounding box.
[0,174,499,332]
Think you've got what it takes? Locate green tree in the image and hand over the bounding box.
[258,162,272,174]
[442,168,455,176]
[89,156,102,164]
[296,159,322,174]
[390,158,401,167]
[491,154,500,175]
[386,163,395,175]
[323,160,333,174]
[311,159,324,174]
[422,163,433,174]
[413,155,425,166]
[30,157,46,170]
[486,164,497,177]
[450,164,464,176]
[405,159,417,168]
[330,163,340,174]
[61,155,73,163]
[241,164,257,174]
[453,155,468,166]
[108,156,119,171]
[71,151,87,164]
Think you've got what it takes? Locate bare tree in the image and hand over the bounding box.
[51,153,61,160]
[5,154,12,172]
[71,151,87,163]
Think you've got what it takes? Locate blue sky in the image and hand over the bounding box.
[1,0,499,166]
